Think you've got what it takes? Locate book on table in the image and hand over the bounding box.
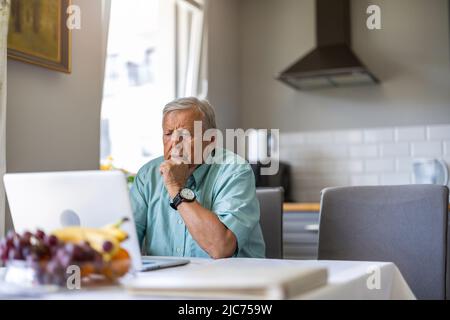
[125,264,328,299]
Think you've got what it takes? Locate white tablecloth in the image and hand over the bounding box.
[0,258,415,300]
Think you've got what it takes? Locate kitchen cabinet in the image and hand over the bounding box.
[283,204,320,260]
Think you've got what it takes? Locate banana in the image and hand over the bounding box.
[101,217,129,242]
[101,228,128,243]
[51,218,130,261]
[52,227,90,243]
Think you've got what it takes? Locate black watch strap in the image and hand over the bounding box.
[170,193,183,210]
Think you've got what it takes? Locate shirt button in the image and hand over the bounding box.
[178,219,183,225]
[176,247,181,253]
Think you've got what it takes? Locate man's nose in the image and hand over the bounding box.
[171,133,181,147]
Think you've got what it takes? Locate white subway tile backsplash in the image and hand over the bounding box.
[291,160,364,174]
[280,133,306,146]
[395,126,426,142]
[281,124,450,201]
[396,158,413,172]
[333,130,363,144]
[364,159,395,173]
[444,141,450,155]
[363,128,394,143]
[427,125,450,140]
[321,145,349,158]
[331,160,364,173]
[380,143,410,157]
[411,141,442,157]
[289,144,348,159]
[349,145,378,158]
[286,146,315,160]
[305,132,334,144]
[295,176,349,188]
[380,173,411,185]
[350,175,379,186]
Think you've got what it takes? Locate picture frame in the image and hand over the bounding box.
[7,0,72,73]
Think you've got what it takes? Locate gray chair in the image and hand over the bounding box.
[318,185,449,300]
[256,187,284,259]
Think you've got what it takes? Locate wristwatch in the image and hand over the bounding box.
[170,188,196,210]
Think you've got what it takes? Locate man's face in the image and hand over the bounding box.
[162,108,208,164]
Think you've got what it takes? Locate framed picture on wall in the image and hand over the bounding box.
[7,0,71,73]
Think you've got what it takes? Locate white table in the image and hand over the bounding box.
[0,258,415,300]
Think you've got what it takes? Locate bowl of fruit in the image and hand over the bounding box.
[0,218,132,291]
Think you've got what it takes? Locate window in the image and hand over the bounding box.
[100,0,207,174]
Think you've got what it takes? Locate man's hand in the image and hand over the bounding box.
[159,160,194,198]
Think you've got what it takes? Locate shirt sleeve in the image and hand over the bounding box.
[211,165,260,256]
[130,168,148,247]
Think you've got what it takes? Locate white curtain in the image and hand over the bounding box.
[175,0,208,99]
[0,0,9,238]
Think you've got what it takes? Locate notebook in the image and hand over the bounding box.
[125,265,328,299]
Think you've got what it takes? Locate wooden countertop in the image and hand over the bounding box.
[283,203,321,212]
[283,203,450,212]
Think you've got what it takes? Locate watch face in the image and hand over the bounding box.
[180,188,195,201]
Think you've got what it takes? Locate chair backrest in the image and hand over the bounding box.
[256,187,284,259]
[318,185,449,300]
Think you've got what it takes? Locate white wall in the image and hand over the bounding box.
[207,0,241,130]
[5,0,110,231]
[239,0,450,131]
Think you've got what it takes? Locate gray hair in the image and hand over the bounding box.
[163,97,217,130]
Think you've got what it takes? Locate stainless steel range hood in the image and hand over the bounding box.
[277,0,379,90]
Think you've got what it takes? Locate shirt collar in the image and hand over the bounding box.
[187,148,216,188]
[189,163,210,188]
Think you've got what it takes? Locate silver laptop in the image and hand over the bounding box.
[3,170,190,272]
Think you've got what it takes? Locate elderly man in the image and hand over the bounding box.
[130,97,265,259]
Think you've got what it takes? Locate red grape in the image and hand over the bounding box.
[72,244,84,261]
[23,231,32,241]
[35,229,46,240]
[102,240,113,252]
[1,229,116,285]
[19,236,31,247]
[45,235,59,247]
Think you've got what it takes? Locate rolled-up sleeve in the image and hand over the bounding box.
[211,165,260,256]
[130,169,148,247]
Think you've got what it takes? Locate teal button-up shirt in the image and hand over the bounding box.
[130,148,265,258]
